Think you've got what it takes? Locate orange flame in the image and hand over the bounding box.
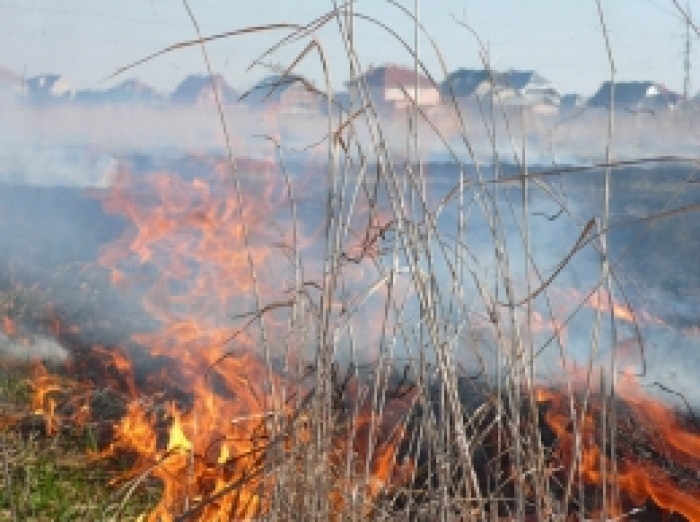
[537,377,700,519]
[65,159,412,519]
[3,316,16,336]
[29,362,62,435]
[552,287,664,327]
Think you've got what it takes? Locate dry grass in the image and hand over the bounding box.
[2,2,700,521]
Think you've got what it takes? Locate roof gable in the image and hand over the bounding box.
[441,68,555,98]
[171,74,238,104]
[0,65,20,87]
[75,79,162,105]
[441,68,491,97]
[351,65,435,90]
[589,81,679,108]
[27,74,64,90]
[501,70,549,90]
[243,74,310,104]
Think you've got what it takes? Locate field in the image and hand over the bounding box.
[3,2,700,520]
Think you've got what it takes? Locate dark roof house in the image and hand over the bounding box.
[75,79,163,106]
[493,70,560,105]
[560,93,586,110]
[440,68,492,98]
[242,74,321,113]
[503,70,549,91]
[25,74,73,104]
[589,81,681,110]
[441,68,559,107]
[331,91,352,113]
[170,74,238,106]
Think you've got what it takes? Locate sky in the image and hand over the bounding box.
[0,0,696,97]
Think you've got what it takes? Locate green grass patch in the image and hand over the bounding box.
[0,363,160,521]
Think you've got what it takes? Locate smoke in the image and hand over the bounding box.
[0,333,69,362]
[0,98,333,188]
[2,94,700,406]
[2,93,700,190]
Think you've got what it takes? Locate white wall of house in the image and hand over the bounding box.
[380,86,440,108]
[530,103,559,116]
[494,87,518,100]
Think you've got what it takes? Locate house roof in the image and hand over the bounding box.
[441,68,491,97]
[108,79,159,96]
[25,74,72,103]
[75,79,162,104]
[242,74,310,104]
[170,74,238,104]
[560,93,586,108]
[441,68,554,98]
[349,65,435,90]
[500,70,550,90]
[589,81,681,108]
[26,74,65,90]
[0,65,20,87]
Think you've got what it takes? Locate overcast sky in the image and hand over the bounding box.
[0,0,695,96]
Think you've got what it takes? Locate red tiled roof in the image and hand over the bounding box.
[356,65,435,89]
[0,65,20,86]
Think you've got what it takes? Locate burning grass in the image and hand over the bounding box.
[536,376,700,520]
[0,362,160,520]
[3,2,700,520]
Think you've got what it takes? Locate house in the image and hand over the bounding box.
[346,64,440,111]
[75,79,163,106]
[0,66,20,92]
[331,91,352,113]
[441,68,560,108]
[560,93,586,110]
[0,66,21,103]
[499,70,560,105]
[242,74,321,114]
[440,68,493,99]
[170,74,238,106]
[25,74,73,104]
[588,81,681,111]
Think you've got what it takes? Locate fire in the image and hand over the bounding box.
[3,316,16,336]
[562,287,664,326]
[89,161,292,519]
[537,375,700,519]
[586,288,637,323]
[9,150,700,519]
[10,157,413,520]
[29,362,62,434]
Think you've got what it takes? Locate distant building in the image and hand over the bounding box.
[0,66,20,89]
[499,70,560,105]
[170,74,238,106]
[589,81,681,111]
[75,79,163,106]
[25,74,73,104]
[331,91,352,113]
[441,68,492,99]
[560,93,586,110]
[346,64,440,111]
[441,68,560,109]
[0,65,21,101]
[243,74,321,114]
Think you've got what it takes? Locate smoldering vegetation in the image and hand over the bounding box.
[3,4,700,520]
